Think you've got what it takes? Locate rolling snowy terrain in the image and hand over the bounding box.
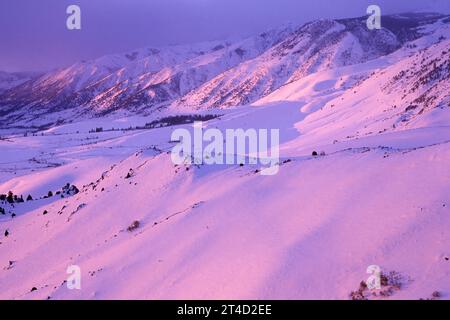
[0,12,450,300]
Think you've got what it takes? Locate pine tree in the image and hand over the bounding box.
[6,191,14,204]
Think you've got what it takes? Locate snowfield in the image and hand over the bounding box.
[1,13,450,300]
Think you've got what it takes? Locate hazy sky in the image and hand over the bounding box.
[1,0,450,72]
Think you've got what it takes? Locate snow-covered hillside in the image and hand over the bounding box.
[1,104,449,300]
[1,13,449,127]
[1,12,450,300]
[0,26,293,127]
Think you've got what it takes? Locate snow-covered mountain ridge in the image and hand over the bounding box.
[1,12,450,300]
[1,12,449,128]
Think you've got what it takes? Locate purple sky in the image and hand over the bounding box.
[1,0,450,72]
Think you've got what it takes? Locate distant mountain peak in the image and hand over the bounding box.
[0,12,448,128]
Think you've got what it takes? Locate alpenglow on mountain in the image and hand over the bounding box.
[0,12,449,128]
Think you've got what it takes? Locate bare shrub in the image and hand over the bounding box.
[127,220,140,232]
[349,270,407,300]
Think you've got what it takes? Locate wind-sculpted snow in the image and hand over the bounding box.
[1,12,450,300]
[1,107,450,299]
[0,26,292,126]
[1,13,449,127]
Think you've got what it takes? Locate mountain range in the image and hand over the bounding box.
[1,12,449,128]
[1,11,450,300]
